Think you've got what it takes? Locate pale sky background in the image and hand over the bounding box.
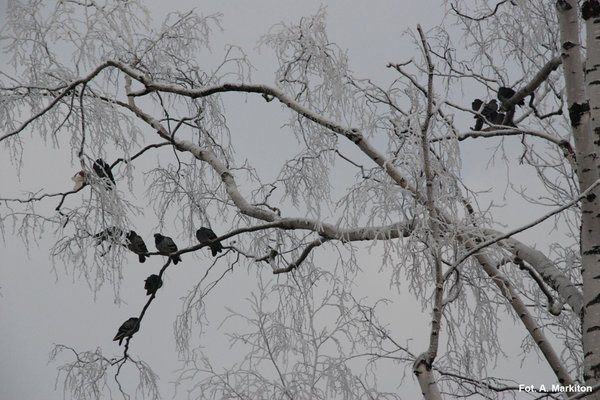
[0,1,567,399]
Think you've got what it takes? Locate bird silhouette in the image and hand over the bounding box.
[196,227,224,257]
[113,317,139,345]
[491,112,506,125]
[471,99,484,112]
[154,233,181,265]
[93,159,115,189]
[472,99,485,130]
[127,231,149,263]
[481,100,498,119]
[144,274,163,296]
[497,87,524,106]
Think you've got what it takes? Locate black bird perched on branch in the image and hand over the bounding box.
[491,112,506,125]
[481,99,498,119]
[93,158,115,189]
[472,99,500,130]
[127,231,149,263]
[471,99,485,131]
[196,227,224,256]
[113,317,139,345]
[154,233,181,265]
[471,99,483,112]
[497,87,524,107]
[144,274,163,296]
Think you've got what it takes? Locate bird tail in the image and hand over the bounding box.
[210,243,223,256]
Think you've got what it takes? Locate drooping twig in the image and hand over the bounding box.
[451,1,515,22]
[272,237,329,274]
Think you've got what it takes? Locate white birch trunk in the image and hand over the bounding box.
[557,0,600,391]
[414,356,443,400]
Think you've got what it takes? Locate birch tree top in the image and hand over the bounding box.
[1,0,599,399]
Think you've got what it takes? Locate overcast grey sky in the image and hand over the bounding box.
[0,1,565,399]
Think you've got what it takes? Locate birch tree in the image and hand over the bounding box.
[2,0,600,398]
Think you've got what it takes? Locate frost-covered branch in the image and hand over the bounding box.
[0,62,114,143]
[448,177,600,281]
[492,233,583,314]
[413,25,444,400]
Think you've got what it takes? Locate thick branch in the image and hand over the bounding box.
[446,178,600,282]
[107,61,419,196]
[435,127,565,145]
[501,56,562,110]
[464,239,575,387]
[65,61,575,386]
[492,232,583,315]
[417,24,444,380]
[557,0,600,385]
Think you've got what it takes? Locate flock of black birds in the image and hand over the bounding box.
[109,226,224,345]
[94,87,524,346]
[107,226,224,345]
[471,86,523,130]
[82,158,225,346]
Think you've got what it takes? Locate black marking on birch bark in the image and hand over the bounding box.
[220,171,233,180]
[412,357,431,374]
[587,293,600,307]
[593,274,600,279]
[557,0,573,11]
[587,193,597,202]
[346,129,362,144]
[591,80,600,86]
[587,325,600,332]
[559,140,573,148]
[582,0,600,20]
[583,245,600,255]
[569,101,590,127]
[562,41,576,50]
